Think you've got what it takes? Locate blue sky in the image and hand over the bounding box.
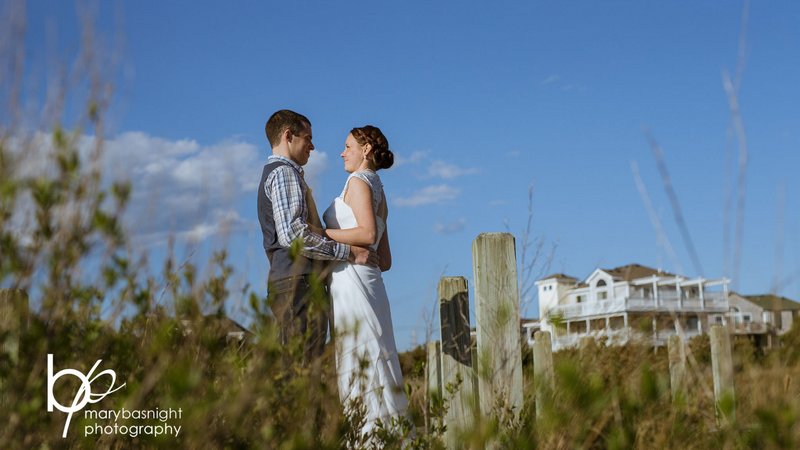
[19,0,800,350]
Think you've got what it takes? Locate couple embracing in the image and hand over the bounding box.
[257,109,409,438]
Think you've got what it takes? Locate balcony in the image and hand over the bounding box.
[547,292,728,320]
[549,328,704,351]
[732,321,768,334]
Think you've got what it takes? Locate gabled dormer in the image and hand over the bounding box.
[585,269,616,302]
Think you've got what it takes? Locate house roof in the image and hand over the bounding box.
[538,273,578,282]
[601,263,675,282]
[744,294,800,311]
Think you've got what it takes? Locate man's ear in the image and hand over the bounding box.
[283,128,293,143]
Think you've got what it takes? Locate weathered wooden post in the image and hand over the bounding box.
[668,334,686,402]
[426,340,442,431]
[439,276,477,447]
[578,336,594,360]
[472,233,523,420]
[710,325,735,425]
[532,331,555,419]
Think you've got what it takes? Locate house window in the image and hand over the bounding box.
[742,314,752,323]
[595,279,608,300]
[576,295,583,303]
[715,316,724,325]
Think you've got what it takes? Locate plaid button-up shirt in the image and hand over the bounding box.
[263,155,350,261]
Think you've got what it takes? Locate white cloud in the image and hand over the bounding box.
[7,130,329,248]
[394,184,460,207]
[103,132,329,247]
[394,150,427,167]
[392,150,476,180]
[434,218,466,234]
[138,209,252,247]
[427,160,478,179]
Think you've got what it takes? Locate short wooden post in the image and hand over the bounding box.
[532,331,554,418]
[710,325,735,425]
[668,334,686,402]
[425,341,442,418]
[439,277,477,447]
[472,233,523,420]
[578,336,594,359]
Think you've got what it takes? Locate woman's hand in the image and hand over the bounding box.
[309,225,324,236]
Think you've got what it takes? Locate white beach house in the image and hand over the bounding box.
[535,264,730,351]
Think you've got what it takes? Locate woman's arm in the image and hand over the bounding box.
[377,226,391,271]
[324,177,377,247]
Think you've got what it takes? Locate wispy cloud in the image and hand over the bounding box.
[540,73,587,92]
[561,84,587,92]
[394,184,460,207]
[434,218,466,234]
[427,160,478,179]
[540,74,560,85]
[394,150,427,167]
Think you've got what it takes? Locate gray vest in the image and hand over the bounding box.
[257,160,314,282]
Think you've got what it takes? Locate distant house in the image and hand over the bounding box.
[474,318,541,347]
[728,293,800,348]
[536,264,730,351]
[521,318,541,346]
[181,314,252,346]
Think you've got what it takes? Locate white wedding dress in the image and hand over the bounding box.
[323,170,409,436]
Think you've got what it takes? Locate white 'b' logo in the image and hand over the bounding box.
[47,354,126,438]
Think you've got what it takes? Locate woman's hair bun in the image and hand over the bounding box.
[373,147,394,170]
[351,125,394,170]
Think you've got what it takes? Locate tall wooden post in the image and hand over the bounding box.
[710,325,735,425]
[439,277,477,447]
[667,334,686,402]
[472,233,523,420]
[532,331,554,419]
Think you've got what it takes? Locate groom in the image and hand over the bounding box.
[258,109,372,363]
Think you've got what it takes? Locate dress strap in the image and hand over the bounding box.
[343,170,383,212]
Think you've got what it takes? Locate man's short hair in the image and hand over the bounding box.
[265,109,311,147]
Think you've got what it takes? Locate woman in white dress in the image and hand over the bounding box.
[322,125,409,438]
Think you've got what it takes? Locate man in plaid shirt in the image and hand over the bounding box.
[258,109,373,363]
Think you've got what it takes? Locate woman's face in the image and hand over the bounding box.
[341,133,367,173]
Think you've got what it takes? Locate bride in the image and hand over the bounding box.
[322,125,410,438]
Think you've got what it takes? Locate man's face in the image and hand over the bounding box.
[287,122,314,166]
